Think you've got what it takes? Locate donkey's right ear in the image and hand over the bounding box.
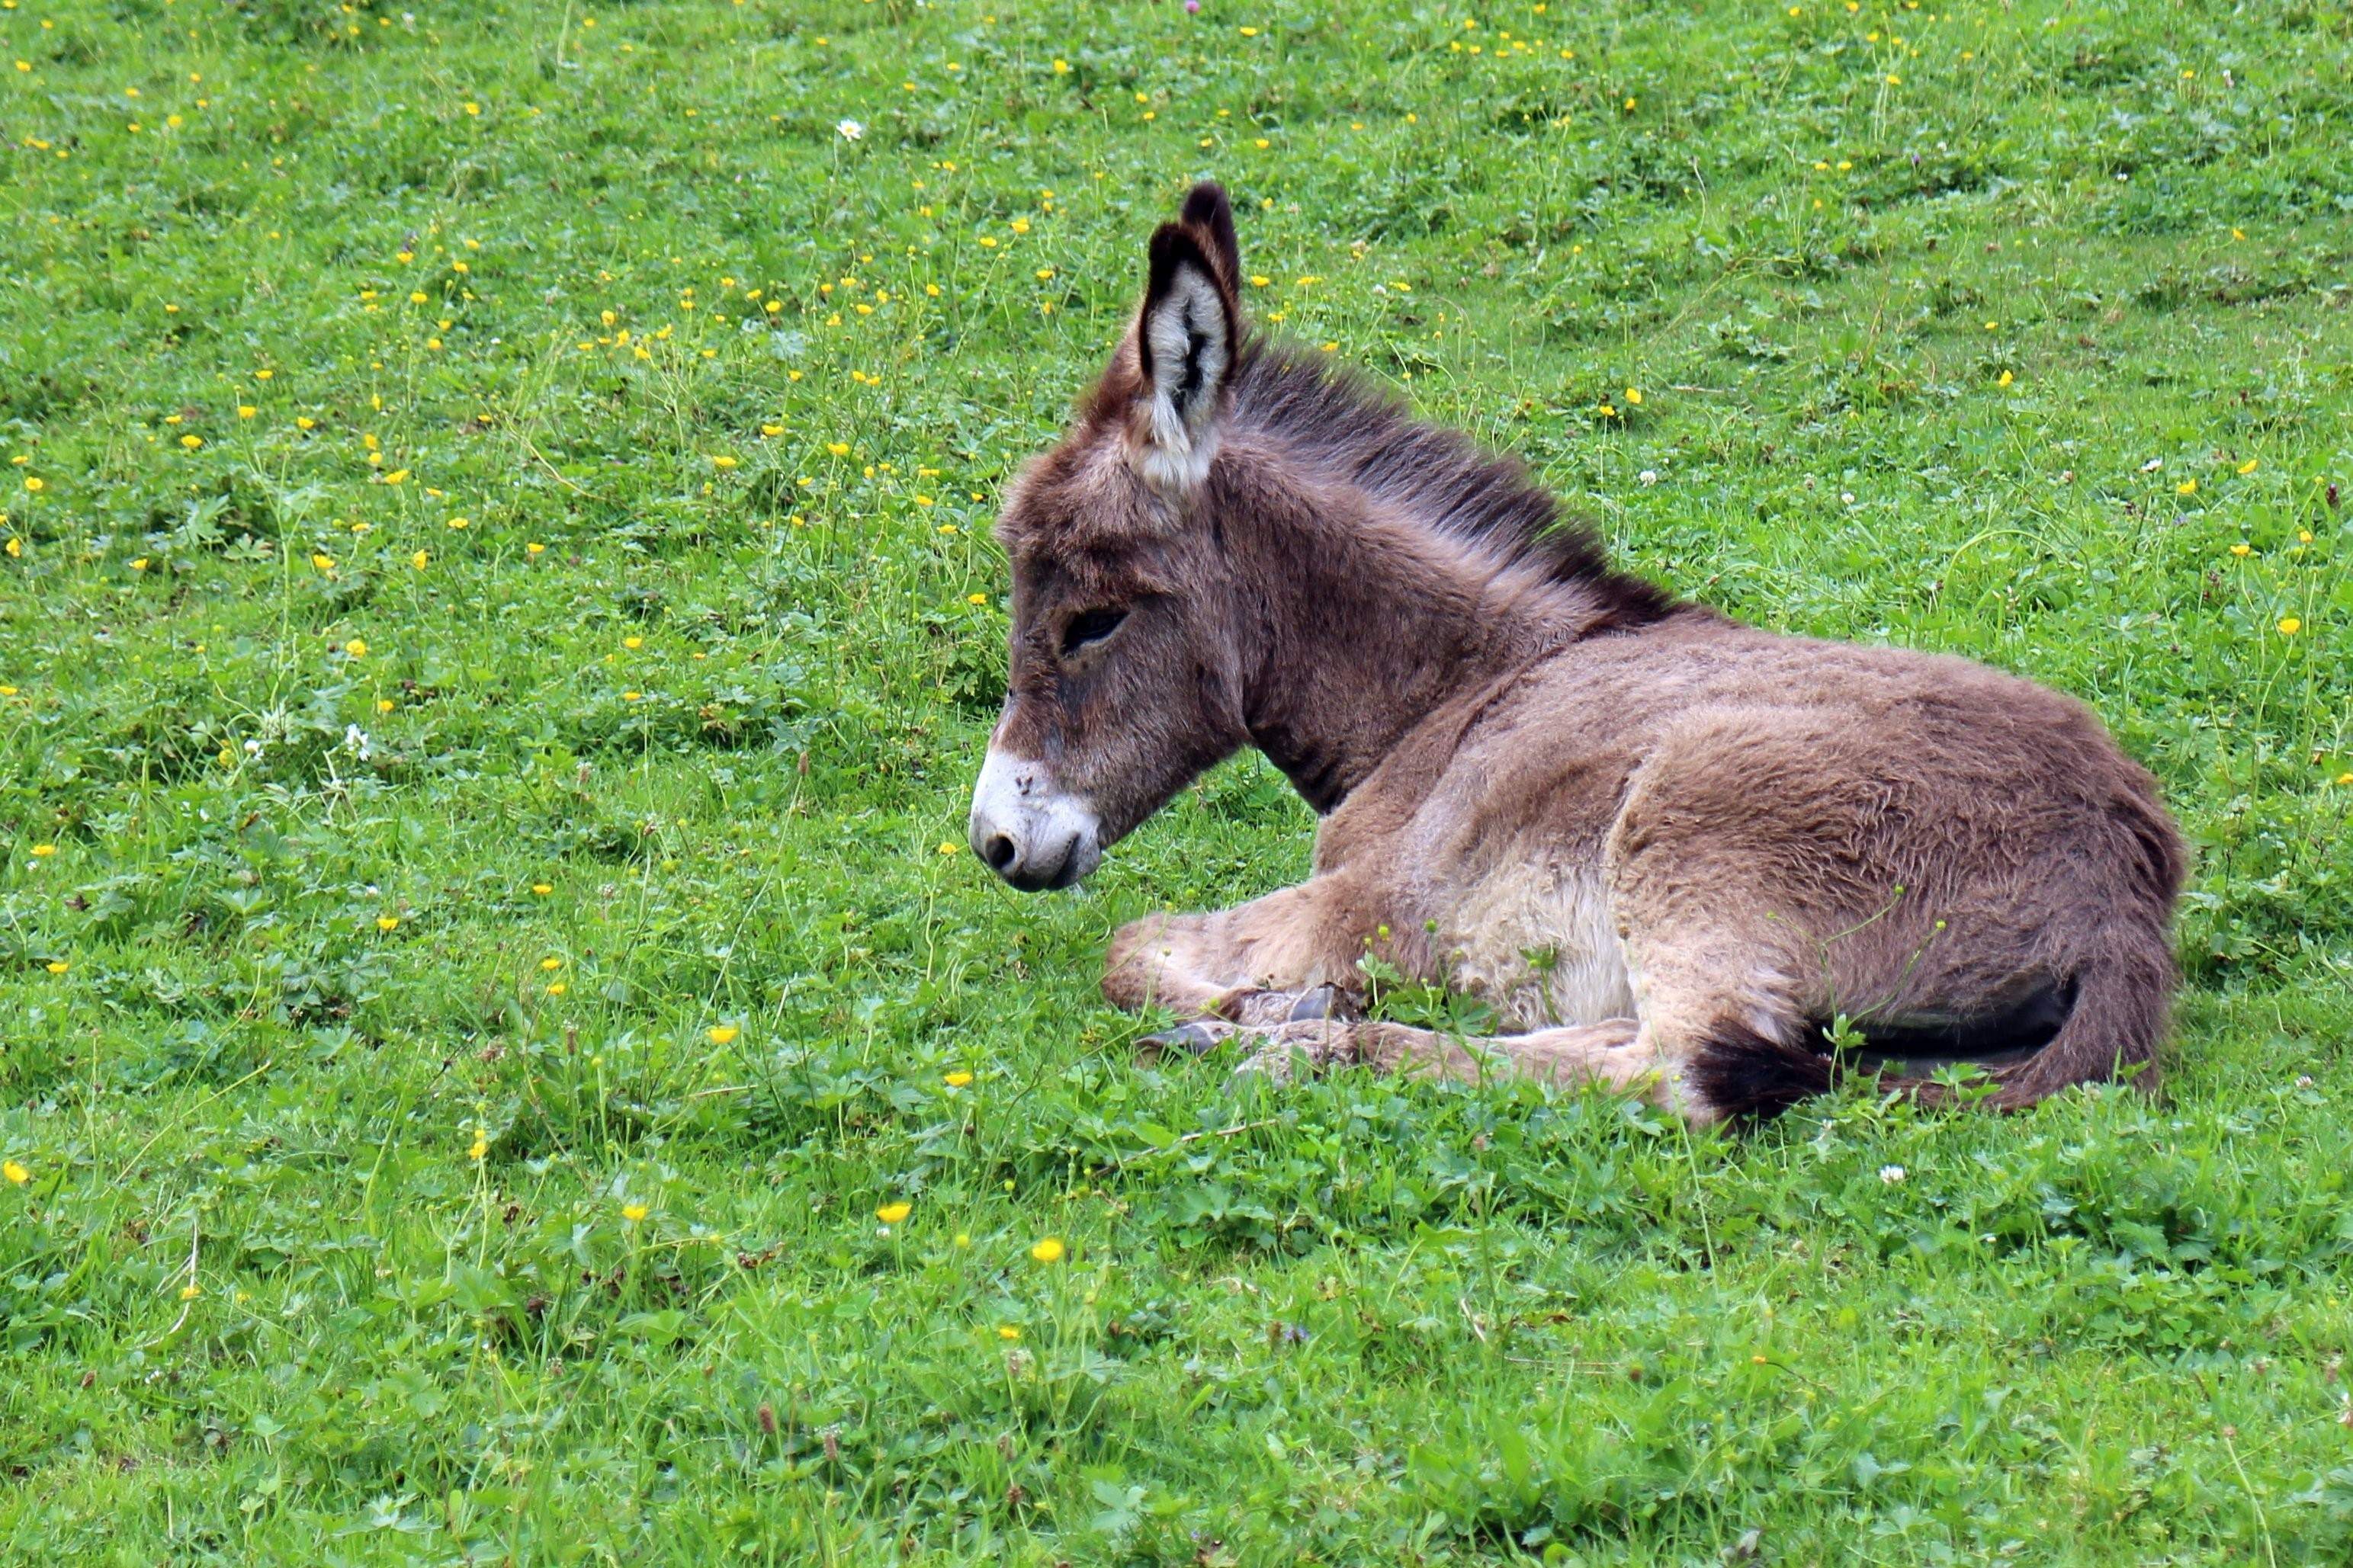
[1135,221,1237,485]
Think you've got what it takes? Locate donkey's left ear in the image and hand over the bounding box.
[1136,197,1241,481]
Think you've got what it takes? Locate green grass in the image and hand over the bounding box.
[4,0,2351,1560]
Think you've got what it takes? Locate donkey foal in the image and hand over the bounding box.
[968,181,2185,1125]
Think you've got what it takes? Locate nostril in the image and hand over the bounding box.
[981,833,1018,873]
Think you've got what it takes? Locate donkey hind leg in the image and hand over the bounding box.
[1221,926,1821,1125]
[1102,882,1356,1034]
[1222,1015,1700,1110]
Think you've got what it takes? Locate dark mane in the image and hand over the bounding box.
[1228,338,1677,630]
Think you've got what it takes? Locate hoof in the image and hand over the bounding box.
[1286,984,1343,1022]
[1138,1020,1226,1057]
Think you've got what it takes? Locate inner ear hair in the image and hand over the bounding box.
[1138,223,1237,444]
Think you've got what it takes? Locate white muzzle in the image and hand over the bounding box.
[968,749,1103,892]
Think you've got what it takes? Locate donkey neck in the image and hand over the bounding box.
[1217,460,1604,813]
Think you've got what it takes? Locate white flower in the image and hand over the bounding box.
[1638,469,1658,486]
[1879,1164,1907,1185]
[342,723,373,760]
[837,118,864,142]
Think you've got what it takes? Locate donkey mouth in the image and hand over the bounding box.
[988,832,1100,893]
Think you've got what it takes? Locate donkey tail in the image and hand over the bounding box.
[1690,928,2176,1121]
[1957,929,2175,1112]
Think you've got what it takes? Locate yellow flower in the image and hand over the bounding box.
[712,454,738,470]
[967,592,989,606]
[469,1131,489,1161]
[526,541,546,556]
[179,434,203,450]
[937,841,961,855]
[2277,617,2301,636]
[377,697,394,713]
[708,1024,740,1045]
[446,515,468,529]
[1624,386,1643,406]
[297,416,316,430]
[622,1202,649,1222]
[827,441,850,457]
[997,1324,1021,1339]
[410,291,429,304]
[2237,457,2258,475]
[943,1070,974,1088]
[238,405,257,418]
[46,961,66,974]
[31,844,56,857]
[312,553,335,572]
[541,957,562,971]
[344,638,368,658]
[180,1283,202,1300]
[877,1201,912,1224]
[131,558,149,571]
[411,549,429,570]
[1029,1236,1066,1264]
[2229,543,2252,557]
[1996,370,2014,388]
[2176,479,2197,496]
[623,635,644,650]
[5,539,18,558]
[377,915,400,932]
[2,1159,27,1185]
[546,981,567,995]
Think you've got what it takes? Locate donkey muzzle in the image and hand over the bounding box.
[968,749,1103,892]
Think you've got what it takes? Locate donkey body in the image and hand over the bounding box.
[969,183,2184,1124]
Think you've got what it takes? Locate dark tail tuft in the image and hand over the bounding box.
[1687,1020,1840,1121]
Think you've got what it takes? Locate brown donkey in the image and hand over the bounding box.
[968,181,2184,1124]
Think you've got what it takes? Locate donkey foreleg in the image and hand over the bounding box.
[1103,880,1362,1024]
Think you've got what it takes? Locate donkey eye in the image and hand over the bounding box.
[1061,608,1128,656]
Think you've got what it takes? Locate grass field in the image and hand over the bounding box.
[4,0,2352,1560]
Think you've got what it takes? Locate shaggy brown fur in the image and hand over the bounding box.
[968,181,2185,1124]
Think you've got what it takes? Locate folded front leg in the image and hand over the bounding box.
[1102,877,1368,1022]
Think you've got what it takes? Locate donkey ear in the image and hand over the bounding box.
[1136,220,1237,468]
[1178,180,1241,290]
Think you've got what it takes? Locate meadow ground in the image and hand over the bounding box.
[3,0,2351,1560]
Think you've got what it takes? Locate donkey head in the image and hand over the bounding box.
[968,181,1254,890]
